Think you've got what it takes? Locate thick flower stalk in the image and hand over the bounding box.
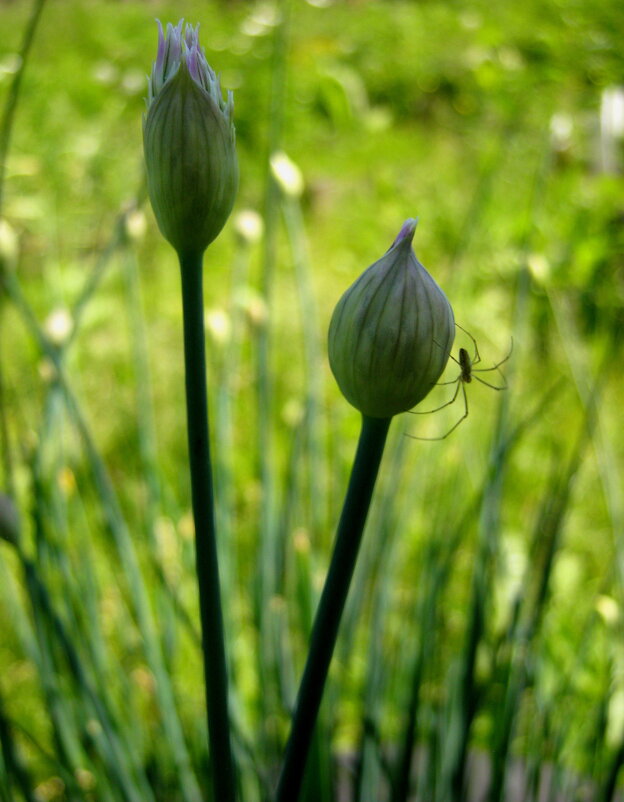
[143,20,237,802]
[276,220,455,801]
[143,20,238,256]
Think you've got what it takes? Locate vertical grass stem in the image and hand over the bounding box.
[179,252,235,802]
[276,414,391,802]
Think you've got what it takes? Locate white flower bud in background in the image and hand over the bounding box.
[123,207,147,242]
[599,86,624,174]
[0,218,18,273]
[44,308,73,347]
[270,151,304,198]
[233,209,264,245]
[205,307,231,345]
[328,219,455,419]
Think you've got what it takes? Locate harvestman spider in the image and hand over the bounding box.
[408,324,512,441]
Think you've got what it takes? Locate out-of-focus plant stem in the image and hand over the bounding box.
[0,0,47,496]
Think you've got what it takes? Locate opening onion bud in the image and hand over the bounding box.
[328,219,455,419]
[143,20,238,256]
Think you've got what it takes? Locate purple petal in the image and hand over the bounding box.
[186,45,201,83]
[155,20,166,73]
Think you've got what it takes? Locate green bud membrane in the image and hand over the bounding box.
[143,20,238,256]
[328,219,455,418]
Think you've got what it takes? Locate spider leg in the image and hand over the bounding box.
[433,338,461,368]
[456,323,481,366]
[472,337,513,374]
[407,382,469,440]
[410,378,462,414]
[473,374,507,391]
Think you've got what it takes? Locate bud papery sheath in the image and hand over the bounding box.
[328,219,455,419]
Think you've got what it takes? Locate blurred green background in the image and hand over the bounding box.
[1,0,623,800]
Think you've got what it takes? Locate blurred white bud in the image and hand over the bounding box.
[596,595,619,626]
[270,151,304,198]
[205,307,231,345]
[527,253,551,283]
[124,208,147,241]
[44,309,73,346]
[240,3,282,37]
[601,86,624,138]
[600,86,624,173]
[549,113,573,153]
[0,218,18,269]
[233,209,264,245]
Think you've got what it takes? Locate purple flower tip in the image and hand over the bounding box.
[146,19,233,123]
[392,218,418,248]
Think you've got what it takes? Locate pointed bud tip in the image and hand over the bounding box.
[392,218,418,248]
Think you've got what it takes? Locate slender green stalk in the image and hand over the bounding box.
[178,251,235,802]
[282,195,325,539]
[0,0,47,208]
[276,414,391,802]
[0,0,47,495]
[254,0,293,765]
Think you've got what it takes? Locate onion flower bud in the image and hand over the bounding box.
[328,219,455,419]
[143,20,238,256]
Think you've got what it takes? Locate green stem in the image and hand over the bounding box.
[0,0,47,496]
[0,0,47,209]
[179,252,235,802]
[275,414,392,802]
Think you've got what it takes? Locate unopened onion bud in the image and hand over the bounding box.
[143,20,238,256]
[328,219,454,419]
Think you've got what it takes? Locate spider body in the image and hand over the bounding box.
[409,326,511,440]
[458,347,472,383]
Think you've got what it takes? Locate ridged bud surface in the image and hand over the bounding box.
[143,20,238,255]
[329,219,455,418]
